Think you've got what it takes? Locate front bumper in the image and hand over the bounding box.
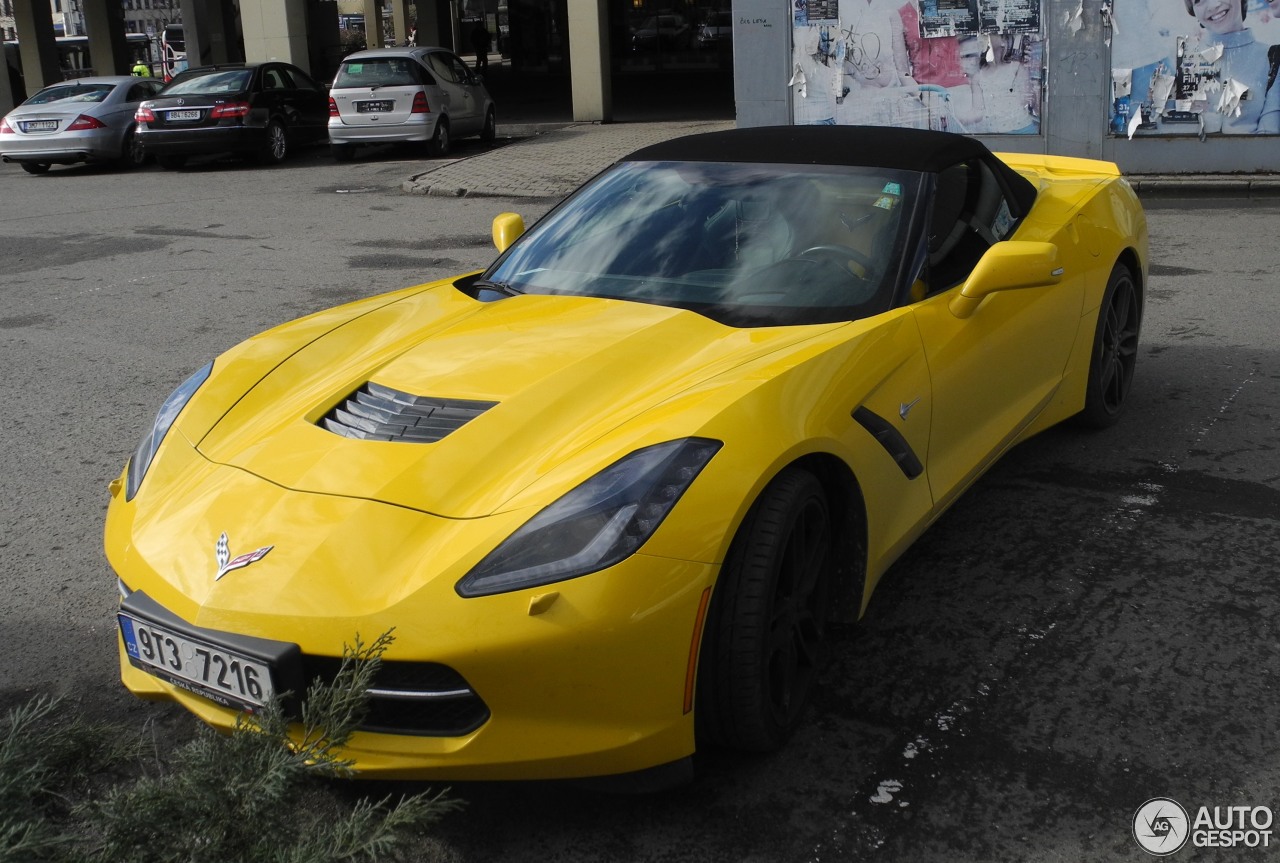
[107,447,715,781]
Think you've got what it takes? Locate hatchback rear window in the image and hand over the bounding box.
[333,59,422,88]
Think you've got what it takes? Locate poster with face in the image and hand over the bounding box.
[1110,0,1280,135]
[791,0,1044,134]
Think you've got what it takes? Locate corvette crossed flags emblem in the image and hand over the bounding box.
[214,532,274,581]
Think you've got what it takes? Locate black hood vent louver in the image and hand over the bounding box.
[320,382,497,442]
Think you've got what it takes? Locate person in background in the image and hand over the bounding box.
[471,21,492,73]
[131,58,151,77]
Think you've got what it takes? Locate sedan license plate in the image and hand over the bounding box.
[22,120,59,132]
[166,109,202,122]
[356,100,393,113]
[119,613,274,709]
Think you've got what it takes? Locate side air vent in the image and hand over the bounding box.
[320,382,497,443]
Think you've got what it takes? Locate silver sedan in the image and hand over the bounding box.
[0,76,165,174]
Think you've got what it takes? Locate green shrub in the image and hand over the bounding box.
[0,631,460,863]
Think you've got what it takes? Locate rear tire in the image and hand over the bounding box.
[480,106,497,143]
[427,117,450,157]
[1077,262,1141,429]
[20,162,50,175]
[260,119,288,164]
[331,143,356,162]
[120,125,147,169]
[696,468,833,752]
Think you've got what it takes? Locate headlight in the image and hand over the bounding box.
[125,362,213,501]
[456,438,722,597]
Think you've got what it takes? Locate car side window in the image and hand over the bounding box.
[126,82,154,102]
[447,54,474,84]
[428,53,456,83]
[263,67,289,91]
[923,158,1009,294]
[284,66,322,91]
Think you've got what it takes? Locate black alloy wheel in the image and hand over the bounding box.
[697,468,833,752]
[1079,262,1141,428]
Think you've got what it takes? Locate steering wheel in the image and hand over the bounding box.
[796,244,876,276]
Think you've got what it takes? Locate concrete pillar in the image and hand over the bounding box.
[414,0,442,46]
[389,0,409,46]
[241,0,309,69]
[180,0,233,67]
[82,0,131,76]
[567,0,610,122]
[12,0,62,92]
[361,0,385,49]
[1,46,16,114]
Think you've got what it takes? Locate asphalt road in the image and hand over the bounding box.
[1,148,1277,863]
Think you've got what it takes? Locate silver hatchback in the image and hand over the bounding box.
[327,47,496,161]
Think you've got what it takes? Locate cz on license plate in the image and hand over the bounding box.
[119,613,274,708]
[166,109,202,121]
[22,120,59,132]
[356,100,393,113]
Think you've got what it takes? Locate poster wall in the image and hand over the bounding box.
[791,0,1044,134]
[1110,0,1280,136]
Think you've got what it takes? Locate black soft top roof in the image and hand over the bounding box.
[625,125,1038,217]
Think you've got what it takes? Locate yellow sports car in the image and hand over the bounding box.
[107,126,1147,787]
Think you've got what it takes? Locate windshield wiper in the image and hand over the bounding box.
[472,279,523,297]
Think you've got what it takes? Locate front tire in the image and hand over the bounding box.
[1078,262,1141,429]
[696,468,833,752]
[260,119,288,164]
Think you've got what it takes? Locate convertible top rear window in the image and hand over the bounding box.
[482,161,924,327]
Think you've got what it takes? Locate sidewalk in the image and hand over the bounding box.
[402,119,1280,201]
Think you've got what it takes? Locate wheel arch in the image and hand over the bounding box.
[1115,246,1145,316]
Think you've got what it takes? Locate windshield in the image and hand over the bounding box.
[483,161,923,327]
[27,83,114,105]
[162,69,253,95]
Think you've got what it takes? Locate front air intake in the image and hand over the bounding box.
[320,382,496,443]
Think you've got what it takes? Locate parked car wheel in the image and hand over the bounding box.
[20,162,51,175]
[428,117,450,157]
[331,143,356,163]
[480,107,497,143]
[1077,262,1141,429]
[696,468,832,752]
[121,125,148,169]
[260,119,288,164]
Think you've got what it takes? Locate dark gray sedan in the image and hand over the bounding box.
[0,76,165,174]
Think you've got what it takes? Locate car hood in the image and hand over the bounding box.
[197,287,838,518]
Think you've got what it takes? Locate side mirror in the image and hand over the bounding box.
[949,241,1063,319]
[492,212,525,253]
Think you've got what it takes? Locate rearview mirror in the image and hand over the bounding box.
[949,241,1063,319]
[492,212,525,253]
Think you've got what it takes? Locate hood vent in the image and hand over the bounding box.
[320,381,496,443]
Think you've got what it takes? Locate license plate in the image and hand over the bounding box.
[166,109,202,121]
[119,612,275,709]
[22,120,58,132]
[356,100,393,113]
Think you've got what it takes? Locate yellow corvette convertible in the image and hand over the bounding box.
[107,126,1147,787]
